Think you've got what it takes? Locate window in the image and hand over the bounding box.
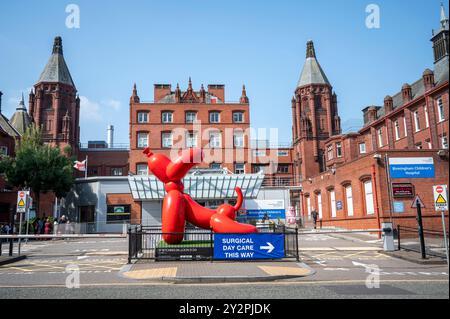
[209,131,221,148]
[441,134,448,149]
[377,128,384,147]
[136,164,148,175]
[234,163,245,174]
[403,117,408,136]
[137,132,148,148]
[161,132,173,148]
[106,205,131,223]
[0,146,8,156]
[253,150,266,157]
[317,193,323,219]
[185,111,197,123]
[364,180,375,215]
[336,143,342,158]
[162,111,173,123]
[277,164,289,174]
[233,112,244,123]
[111,168,123,176]
[437,97,445,122]
[137,112,149,123]
[415,142,422,150]
[413,110,420,132]
[209,111,220,123]
[345,185,354,216]
[394,120,400,140]
[233,131,244,148]
[327,145,334,160]
[252,164,267,174]
[306,197,311,217]
[359,143,366,154]
[424,106,429,128]
[277,150,289,157]
[185,132,197,148]
[330,190,336,218]
[210,163,221,169]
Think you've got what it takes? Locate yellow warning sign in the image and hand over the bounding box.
[18,198,25,207]
[436,194,446,204]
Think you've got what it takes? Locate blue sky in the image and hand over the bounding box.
[0,0,447,145]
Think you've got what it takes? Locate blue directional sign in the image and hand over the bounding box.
[389,157,435,179]
[214,233,285,260]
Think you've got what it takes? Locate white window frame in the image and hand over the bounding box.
[185,111,197,124]
[234,163,245,174]
[377,128,384,147]
[437,97,445,122]
[413,110,420,132]
[424,105,429,128]
[330,190,336,218]
[233,112,244,123]
[209,131,221,148]
[277,150,289,157]
[253,150,266,157]
[327,145,334,160]
[306,197,311,217]
[209,112,220,123]
[111,167,123,176]
[345,185,354,217]
[317,193,323,219]
[441,134,448,149]
[364,180,375,215]
[359,143,366,154]
[161,132,173,148]
[336,142,342,158]
[162,112,173,123]
[137,112,149,123]
[137,132,149,148]
[394,120,400,140]
[426,140,432,149]
[185,131,197,148]
[403,116,408,137]
[0,146,8,156]
[136,164,148,176]
[233,131,244,148]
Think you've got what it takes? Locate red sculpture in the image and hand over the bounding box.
[143,147,257,244]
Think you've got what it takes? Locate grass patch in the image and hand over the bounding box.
[157,240,212,248]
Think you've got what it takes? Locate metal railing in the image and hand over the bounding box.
[397,225,449,259]
[127,225,299,263]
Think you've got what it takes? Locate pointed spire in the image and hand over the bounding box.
[440,2,449,29]
[188,77,193,91]
[175,83,181,102]
[306,40,316,58]
[52,36,63,55]
[240,85,249,104]
[130,83,140,103]
[200,84,206,102]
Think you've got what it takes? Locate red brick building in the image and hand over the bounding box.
[297,7,449,230]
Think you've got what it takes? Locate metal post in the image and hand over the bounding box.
[440,210,449,268]
[210,229,214,263]
[18,212,22,256]
[127,226,131,264]
[416,200,426,259]
[397,224,401,251]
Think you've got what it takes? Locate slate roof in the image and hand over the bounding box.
[297,41,330,88]
[10,95,32,135]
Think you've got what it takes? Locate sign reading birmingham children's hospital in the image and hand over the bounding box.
[244,199,286,220]
[214,233,285,260]
[389,157,435,179]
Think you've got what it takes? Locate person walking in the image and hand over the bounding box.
[311,208,319,230]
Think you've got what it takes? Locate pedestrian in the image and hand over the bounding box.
[37,217,44,235]
[311,207,319,230]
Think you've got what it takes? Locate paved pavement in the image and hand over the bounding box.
[0,231,448,299]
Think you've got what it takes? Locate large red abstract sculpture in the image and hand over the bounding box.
[143,147,258,244]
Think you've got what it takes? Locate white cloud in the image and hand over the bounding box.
[79,96,102,122]
[102,99,121,111]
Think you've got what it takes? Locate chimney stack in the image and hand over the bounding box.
[107,125,114,148]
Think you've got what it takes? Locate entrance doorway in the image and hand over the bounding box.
[78,205,96,233]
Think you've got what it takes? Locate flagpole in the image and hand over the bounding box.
[85,155,88,179]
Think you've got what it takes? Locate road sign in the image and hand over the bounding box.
[411,195,425,208]
[16,191,29,213]
[214,233,285,260]
[433,185,448,211]
[388,157,435,179]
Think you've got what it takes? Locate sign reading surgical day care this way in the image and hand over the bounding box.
[214,233,285,260]
[389,157,435,179]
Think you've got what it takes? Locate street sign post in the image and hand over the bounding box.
[433,185,449,267]
[16,191,29,255]
[213,233,285,260]
[411,195,426,259]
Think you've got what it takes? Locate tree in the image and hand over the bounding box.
[0,124,75,215]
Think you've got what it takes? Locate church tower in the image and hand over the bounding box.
[292,40,341,181]
[431,3,449,84]
[29,36,80,154]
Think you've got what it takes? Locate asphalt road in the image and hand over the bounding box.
[0,233,448,299]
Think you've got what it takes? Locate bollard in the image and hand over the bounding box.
[382,222,395,251]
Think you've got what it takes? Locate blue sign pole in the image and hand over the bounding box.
[214,233,285,260]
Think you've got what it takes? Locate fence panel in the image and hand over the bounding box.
[398,225,449,258]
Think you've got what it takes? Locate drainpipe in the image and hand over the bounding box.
[372,164,382,238]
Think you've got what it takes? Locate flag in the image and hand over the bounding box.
[73,160,86,171]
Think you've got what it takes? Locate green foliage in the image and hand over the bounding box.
[0,124,75,213]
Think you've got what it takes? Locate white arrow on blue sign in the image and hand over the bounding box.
[214,233,285,260]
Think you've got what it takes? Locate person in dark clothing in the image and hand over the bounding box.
[311,208,319,229]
